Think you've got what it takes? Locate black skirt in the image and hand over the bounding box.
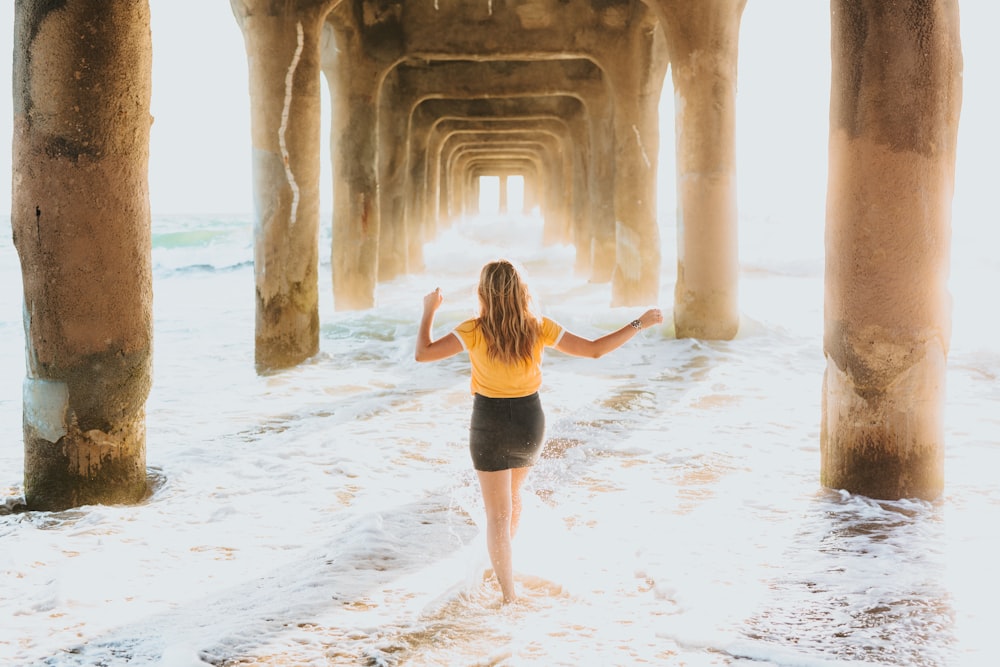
[469,392,546,472]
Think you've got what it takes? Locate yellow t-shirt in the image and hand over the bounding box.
[452,316,565,398]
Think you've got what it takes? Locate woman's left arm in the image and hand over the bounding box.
[555,308,663,359]
[415,288,463,362]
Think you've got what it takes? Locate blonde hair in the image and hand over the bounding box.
[476,259,541,366]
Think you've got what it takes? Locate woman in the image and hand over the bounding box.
[415,259,663,604]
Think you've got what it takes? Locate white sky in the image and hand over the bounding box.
[0,2,996,223]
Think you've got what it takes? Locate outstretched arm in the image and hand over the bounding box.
[555,308,664,359]
[415,288,463,362]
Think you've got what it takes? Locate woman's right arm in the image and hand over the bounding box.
[415,288,463,362]
[555,308,663,359]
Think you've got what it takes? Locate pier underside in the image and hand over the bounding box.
[9,0,962,507]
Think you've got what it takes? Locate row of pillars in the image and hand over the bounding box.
[240,1,751,369]
[10,0,960,509]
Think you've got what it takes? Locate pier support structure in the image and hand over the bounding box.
[231,0,336,369]
[12,1,154,510]
[607,9,667,307]
[657,0,746,339]
[11,0,972,507]
[822,0,962,499]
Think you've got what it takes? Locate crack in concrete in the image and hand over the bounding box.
[279,21,304,228]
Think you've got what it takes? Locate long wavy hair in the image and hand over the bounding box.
[476,259,541,366]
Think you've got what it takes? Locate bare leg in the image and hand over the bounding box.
[476,468,517,603]
[509,465,532,539]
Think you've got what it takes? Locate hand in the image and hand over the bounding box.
[423,287,444,313]
[638,308,664,329]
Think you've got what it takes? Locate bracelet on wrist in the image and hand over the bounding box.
[629,319,642,330]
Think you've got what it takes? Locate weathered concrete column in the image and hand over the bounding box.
[587,104,617,283]
[376,67,410,282]
[822,0,961,500]
[657,0,745,338]
[542,136,573,247]
[406,103,438,270]
[469,171,482,215]
[12,1,153,510]
[607,11,666,307]
[462,167,478,218]
[498,175,509,214]
[524,171,538,214]
[609,99,661,307]
[323,7,384,310]
[232,1,332,369]
[567,132,592,276]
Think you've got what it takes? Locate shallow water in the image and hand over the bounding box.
[1,212,998,666]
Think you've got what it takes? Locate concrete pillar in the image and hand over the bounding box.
[376,67,410,282]
[658,0,745,338]
[406,104,438,271]
[587,107,617,283]
[567,136,592,276]
[462,168,478,219]
[471,173,482,216]
[822,0,961,500]
[498,175,509,214]
[232,1,331,369]
[12,1,153,510]
[323,7,383,311]
[607,11,667,307]
[524,171,539,214]
[405,150,428,272]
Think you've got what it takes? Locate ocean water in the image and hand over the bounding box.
[0,208,997,667]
